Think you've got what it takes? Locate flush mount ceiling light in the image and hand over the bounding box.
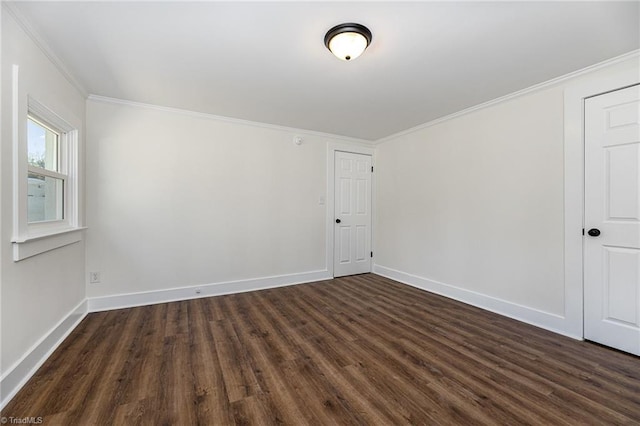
[324,23,372,61]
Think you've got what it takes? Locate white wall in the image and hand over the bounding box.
[374,55,640,336]
[377,88,565,313]
[1,9,86,398]
[85,99,362,300]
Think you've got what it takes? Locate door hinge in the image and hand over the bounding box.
[371,251,373,258]
[371,166,374,172]
[582,228,585,236]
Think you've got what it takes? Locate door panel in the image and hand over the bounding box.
[584,84,640,356]
[603,247,639,326]
[356,179,367,214]
[606,145,639,220]
[338,227,350,263]
[356,225,367,261]
[334,152,372,277]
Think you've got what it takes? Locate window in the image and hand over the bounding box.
[12,95,83,261]
[27,116,66,223]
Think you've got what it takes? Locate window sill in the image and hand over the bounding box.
[12,227,87,261]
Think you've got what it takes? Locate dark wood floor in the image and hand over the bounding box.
[3,274,640,425]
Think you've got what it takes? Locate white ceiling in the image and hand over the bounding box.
[8,1,640,141]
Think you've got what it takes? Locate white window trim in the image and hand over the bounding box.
[11,65,84,261]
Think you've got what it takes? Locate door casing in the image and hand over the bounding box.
[326,143,375,278]
[564,62,640,339]
[333,151,373,277]
[583,85,640,354]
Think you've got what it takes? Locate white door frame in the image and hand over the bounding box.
[326,142,375,277]
[564,64,639,339]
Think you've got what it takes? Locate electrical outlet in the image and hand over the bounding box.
[89,272,101,283]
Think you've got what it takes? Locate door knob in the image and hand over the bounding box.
[587,228,601,237]
[336,219,341,224]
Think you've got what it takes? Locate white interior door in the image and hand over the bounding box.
[584,84,640,356]
[334,151,372,277]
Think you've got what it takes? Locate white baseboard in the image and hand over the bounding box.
[0,299,88,410]
[88,269,333,312]
[373,264,582,340]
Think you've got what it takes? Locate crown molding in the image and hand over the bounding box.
[3,2,88,98]
[87,94,375,145]
[374,49,640,145]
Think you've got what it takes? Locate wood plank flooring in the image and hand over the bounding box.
[3,274,640,425]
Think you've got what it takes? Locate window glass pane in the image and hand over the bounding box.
[28,173,64,222]
[28,117,59,172]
